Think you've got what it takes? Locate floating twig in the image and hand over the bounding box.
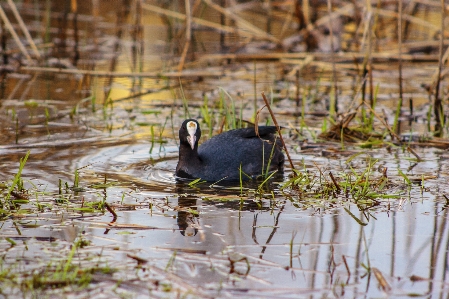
[127,254,148,265]
[372,267,392,292]
[104,202,118,221]
[406,146,422,161]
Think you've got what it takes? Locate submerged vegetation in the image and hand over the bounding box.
[0,0,448,298]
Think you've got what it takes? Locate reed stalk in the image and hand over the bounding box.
[433,0,445,137]
[261,92,295,171]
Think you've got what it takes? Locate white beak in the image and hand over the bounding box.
[186,121,197,150]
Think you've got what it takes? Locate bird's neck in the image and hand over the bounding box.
[179,142,201,162]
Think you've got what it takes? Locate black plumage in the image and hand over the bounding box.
[175,119,285,181]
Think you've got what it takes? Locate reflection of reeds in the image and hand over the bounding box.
[5,0,40,59]
[20,65,226,78]
[0,4,32,61]
[142,2,279,42]
[177,0,191,71]
[2,0,448,143]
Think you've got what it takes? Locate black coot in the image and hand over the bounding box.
[175,119,285,181]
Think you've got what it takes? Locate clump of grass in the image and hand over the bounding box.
[179,79,191,120]
[220,88,238,130]
[282,153,403,208]
[71,165,94,192]
[13,237,115,294]
[255,171,278,199]
[198,88,245,135]
[0,151,31,219]
[71,168,82,192]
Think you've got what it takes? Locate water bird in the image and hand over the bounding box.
[176,119,285,182]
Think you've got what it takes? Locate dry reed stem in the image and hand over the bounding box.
[329,172,341,192]
[0,5,32,62]
[1,42,53,56]
[199,52,441,62]
[412,0,446,8]
[362,101,400,140]
[402,1,418,40]
[6,0,40,59]
[406,138,449,149]
[313,161,332,185]
[327,0,338,114]
[141,3,277,42]
[362,101,421,160]
[359,8,371,51]
[283,55,314,77]
[373,7,441,33]
[20,66,225,78]
[261,91,295,171]
[433,0,446,136]
[430,46,449,86]
[309,3,352,29]
[177,0,192,72]
[278,0,294,39]
[359,0,373,111]
[303,0,311,26]
[403,40,449,48]
[104,202,118,220]
[368,0,377,110]
[202,0,280,43]
[406,147,421,161]
[397,0,404,134]
[172,0,202,51]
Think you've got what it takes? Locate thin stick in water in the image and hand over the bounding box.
[433,0,445,137]
[104,202,118,221]
[397,0,404,135]
[329,171,341,193]
[261,91,295,171]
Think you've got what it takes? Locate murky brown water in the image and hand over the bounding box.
[1,1,448,298]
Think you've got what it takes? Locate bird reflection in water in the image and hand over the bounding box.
[176,195,200,236]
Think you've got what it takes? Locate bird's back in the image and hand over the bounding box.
[197,126,284,181]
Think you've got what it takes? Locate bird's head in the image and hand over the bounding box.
[179,119,201,150]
